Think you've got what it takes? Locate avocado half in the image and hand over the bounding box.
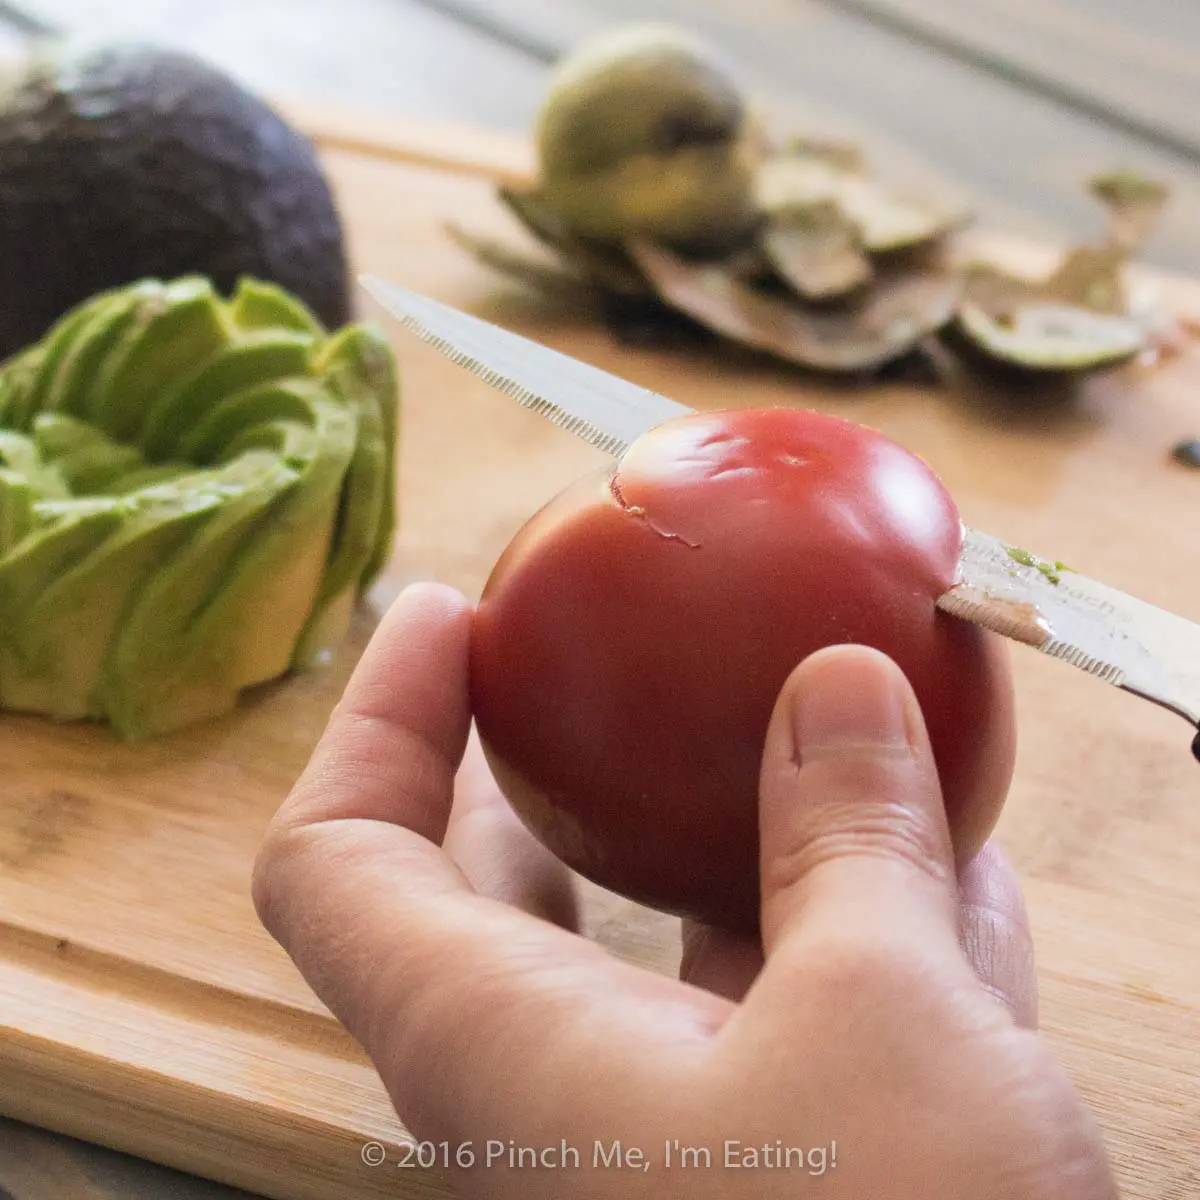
[0,40,351,358]
[0,276,399,740]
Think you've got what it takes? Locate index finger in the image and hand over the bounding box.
[252,583,724,1147]
[266,580,473,844]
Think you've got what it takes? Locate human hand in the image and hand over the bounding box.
[253,582,1117,1199]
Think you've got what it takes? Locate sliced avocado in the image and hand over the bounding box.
[4,481,225,719]
[103,450,300,736]
[139,330,315,460]
[292,391,385,665]
[201,409,318,470]
[33,412,110,459]
[0,429,70,500]
[33,412,146,493]
[0,431,37,474]
[229,277,325,336]
[94,462,195,494]
[176,378,324,464]
[0,469,35,555]
[103,415,357,740]
[24,290,119,415]
[0,265,398,738]
[195,399,356,693]
[86,276,231,443]
[58,443,147,493]
[0,372,14,429]
[313,323,399,591]
[44,284,162,417]
[0,346,47,432]
[0,498,126,713]
[293,325,397,664]
[0,498,125,606]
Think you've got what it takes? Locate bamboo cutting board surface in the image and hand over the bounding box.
[1,114,1199,1200]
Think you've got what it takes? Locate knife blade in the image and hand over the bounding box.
[361,274,1200,756]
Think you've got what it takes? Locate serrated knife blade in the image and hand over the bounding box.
[361,274,1200,758]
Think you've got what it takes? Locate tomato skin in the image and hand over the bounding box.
[471,408,1015,932]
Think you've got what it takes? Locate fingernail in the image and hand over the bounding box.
[791,648,911,755]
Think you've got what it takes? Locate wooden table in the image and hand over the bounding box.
[1,3,1199,1198]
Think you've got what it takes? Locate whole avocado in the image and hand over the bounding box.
[0,39,351,357]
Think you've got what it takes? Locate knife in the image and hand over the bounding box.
[361,275,1200,760]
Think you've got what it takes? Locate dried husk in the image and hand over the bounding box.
[629,238,959,372]
[760,200,872,300]
[757,147,969,253]
[498,186,650,295]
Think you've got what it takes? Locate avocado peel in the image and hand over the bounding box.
[451,24,1180,383]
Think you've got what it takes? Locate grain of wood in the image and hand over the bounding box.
[0,115,1198,1199]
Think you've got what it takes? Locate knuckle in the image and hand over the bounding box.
[251,818,364,937]
[763,798,953,898]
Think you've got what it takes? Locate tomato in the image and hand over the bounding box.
[471,407,1015,932]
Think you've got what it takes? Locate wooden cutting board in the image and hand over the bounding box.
[2,113,1199,1200]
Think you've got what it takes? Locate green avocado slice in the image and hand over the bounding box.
[86,276,231,443]
[293,325,397,665]
[58,443,147,493]
[23,291,120,415]
[0,430,70,500]
[293,386,386,666]
[0,498,126,714]
[94,463,196,495]
[230,278,324,336]
[2,479,227,720]
[32,411,108,459]
[0,371,14,429]
[43,285,162,418]
[33,412,145,494]
[0,469,35,556]
[209,400,357,692]
[138,330,315,461]
[177,378,325,465]
[314,323,400,592]
[0,346,47,432]
[106,398,356,738]
[103,449,300,737]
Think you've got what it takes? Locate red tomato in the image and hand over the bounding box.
[471,407,1015,932]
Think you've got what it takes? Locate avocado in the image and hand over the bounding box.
[32,412,143,492]
[294,324,399,666]
[40,285,162,418]
[535,24,762,251]
[0,40,351,358]
[0,274,399,740]
[0,469,35,554]
[139,330,316,461]
[1,478,222,720]
[105,409,354,739]
[86,276,231,443]
[0,497,127,714]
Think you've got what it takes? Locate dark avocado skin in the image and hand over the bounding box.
[0,41,351,357]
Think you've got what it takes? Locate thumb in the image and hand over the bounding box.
[755,644,965,975]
